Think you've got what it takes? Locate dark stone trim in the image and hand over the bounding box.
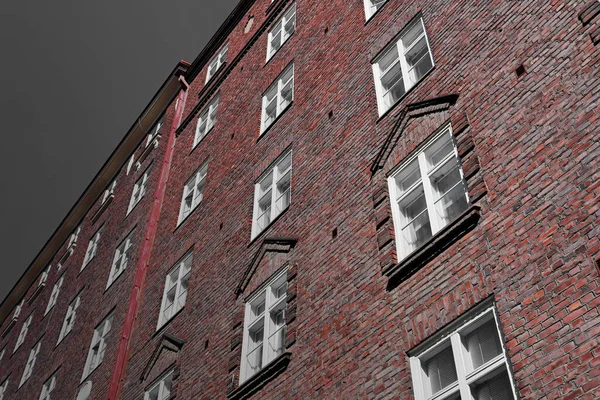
[27,283,45,305]
[140,332,186,382]
[385,205,481,290]
[227,352,292,400]
[91,194,113,224]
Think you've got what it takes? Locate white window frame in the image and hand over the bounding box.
[206,44,228,83]
[193,95,219,147]
[157,252,193,330]
[144,369,174,400]
[44,274,64,315]
[67,226,82,249]
[372,16,435,116]
[261,63,294,133]
[363,0,388,20]
[251,150,292,239]
[57,293,82,344]
[387,125,469,261]
[0,379,7,400]
[128,165,152,214]
[81,228,102,270]
[101,179,118,204]
[409,304,518,400]
[266,3,296,61]
[76,381,92,400]
[177,163,208,225]
[19,340,42,387]
[82,311,114,380]
[106,231,135,288]
[0,347,5,362]
[39,370,58,400]
[146,115,164,147]
[14,313,33,352]
[240,267,288,384]
[12,298,24,321]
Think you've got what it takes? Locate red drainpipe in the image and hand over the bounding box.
[107,74,190,400]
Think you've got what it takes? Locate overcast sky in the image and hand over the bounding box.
[0,0,239,302]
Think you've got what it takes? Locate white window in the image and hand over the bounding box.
[39,371,58,400]
[82,228,102,270]
[193,95,219,147]
[0,347,4,362]
[67,226,82,249]
[44,275,64,315]
[251,150,292,239]
[82,311,114,380]
[240,268,288,383]
[128,165,152,214]
[14,313,33,352]
[19,340,41,387]
[261,64,294,133]
[144,369,174,400]
[76,381,92,400]
[157,253,192,329]
[372,17,434,115]
[388,125,468,261]
[364,0,388,20]
[38,265,51,288]
[178,164,208,224]
[57,294,82,344]
[409,304,517,400]
[146,115,164,147]
[101,179,118,204]
[266,3,296,61]
[12,298,24,321]
[206,44,228,83]
[0,379,7,400]
[106,231,134,288]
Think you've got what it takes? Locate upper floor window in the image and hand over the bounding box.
[14,313,33,352]
[266,3,296,61]
[106,231,135,288]
[37,265,50,288]
[67,226,82,249]
[57,293,82,344]
[76,381,92,400]
[144,369,174,400]
[19,340,41,387]
[193,95,219,147]
[206,44,228,83]
[364,0,388,20]
[409,304,517,400]
[146,115,164,147]
[128,165,152,214]
[261,64,294,133]
[0,379,7,400]
[82,228,102,270]
[251,150,292,239]
[157,252,192,329]
[178,164,208,224]
[101,179,118,204]
[39,370,58,400]
[82,311,114,380]
[388,125,468,260]
[240,268,288,383]
[12,298,24,321]
[44,274,64,315]
[372,17,434,115]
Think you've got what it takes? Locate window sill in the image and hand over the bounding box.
[384,205,481,289]
[228,352,292,400]
[257,101,293,143]
[91,194,114,224]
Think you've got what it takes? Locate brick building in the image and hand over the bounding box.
[1,0,599,399]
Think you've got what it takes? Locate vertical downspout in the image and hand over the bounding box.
[107,75,190,400]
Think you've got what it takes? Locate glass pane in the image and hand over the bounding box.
[425,346,458,396]
[401,208,432,252]
[425,132,454,171]
[251,298,265,318]
[270,29,282,53]
[435,184,469,226]
[284,15,295,36]
[378,46,399,73]
[275,171,291,213]
[280,81,293,108]
[274,281,288,300]
[406,37,433,86]
[394,159,421,198]
[430,158,463,199]
[381,64,405,106]
[402,20,425,49]
[472,370,514,400]
[398,185,427,227]
[466,319,503,370]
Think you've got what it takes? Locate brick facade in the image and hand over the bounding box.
[1,0,599,399]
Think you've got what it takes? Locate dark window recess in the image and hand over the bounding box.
[515,64,526,78]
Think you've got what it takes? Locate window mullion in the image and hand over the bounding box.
[263,286,273,364]
[419,153,438,233]
[450,333,471,400]
[397,41,411,92]
[270,166,278,221]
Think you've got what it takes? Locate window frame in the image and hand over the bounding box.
[106,230,135,288]
[38,370,58,400]
[144,368,174,400]
[14,313,33,352]
[193,95,220,148]
[157,252,193,330]
[260,63,294,134]
[128,165,153,214]
[146,114,164,147]
[239,267,288,384]
[82,311,114,381]
[372,16,435,116]
[363,0,388,20]
[0,378,7,400]
[81,227,103,270]
[251,150,292,240]
[19,339,42,387]
[57,292,82,345]
[387,124,469,261]
[266,3,296,62]
[101,179,118,205]
[409,304,518,400]
[205,44,229,83]
[177,163,208,225]
[44,274,65,315]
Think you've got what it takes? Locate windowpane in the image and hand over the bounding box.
[472,370,513,400]
[158,254,192,328]
[465,319,503,370]
[402,20,425,49]
[380,63,405,106]
[394,158,421,197]
[424,345,457,395]
[262,65,294,132]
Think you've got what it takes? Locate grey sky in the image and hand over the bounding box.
[0,1,239,301]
